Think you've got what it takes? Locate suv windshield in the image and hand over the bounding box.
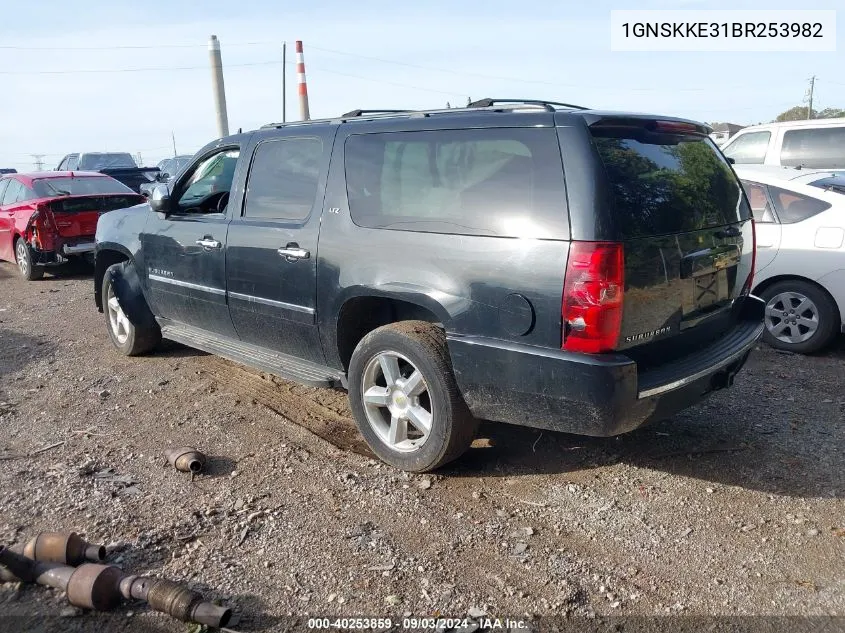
[77,153,137,170]
[591,128,749,238]
[33,176,133,197]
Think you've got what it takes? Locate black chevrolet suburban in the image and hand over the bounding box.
[94,99,765,472]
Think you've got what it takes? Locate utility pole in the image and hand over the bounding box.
[171,132,177,157]
[208,35,230,137]
[282,41,287,123]
[806,76,816,120]
[31,154,45,170]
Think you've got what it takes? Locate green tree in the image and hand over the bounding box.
[774,105,845,122]
[817,107,845,119]
[775,106,816,122]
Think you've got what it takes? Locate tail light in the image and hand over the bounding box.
[561,241,625,354]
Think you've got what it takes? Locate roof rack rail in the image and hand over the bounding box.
[341,109,411,118]
[467,98,589,111]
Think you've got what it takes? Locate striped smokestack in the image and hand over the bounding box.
[296,40,310,121]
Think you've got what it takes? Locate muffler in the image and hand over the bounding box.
[164,446,206,474]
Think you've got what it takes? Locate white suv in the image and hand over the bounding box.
[722,118,845,171]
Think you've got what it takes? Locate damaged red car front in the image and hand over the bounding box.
[0,172,144,280]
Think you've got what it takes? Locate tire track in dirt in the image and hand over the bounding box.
[199,356,375,458]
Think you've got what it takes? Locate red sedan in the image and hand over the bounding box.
[0,171,144,280]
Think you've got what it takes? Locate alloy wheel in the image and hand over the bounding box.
[361,351,433,453]
[764,291,819,345]
[15,241,28,277]
[106,284,131,345]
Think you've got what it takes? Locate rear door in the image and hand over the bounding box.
[225,129,333,364]
[140,145,243,338]
[585,119,755,366]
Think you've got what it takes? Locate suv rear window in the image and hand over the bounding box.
[591,129,749,239]
[781,127,845,169]
[344,128,568,239]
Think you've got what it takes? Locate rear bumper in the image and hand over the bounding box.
[61,241,95,255]
[448,295,765,437]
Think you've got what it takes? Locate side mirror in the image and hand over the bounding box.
[158,172,170,182]
[150,184,171,215]
[726,156,736,165]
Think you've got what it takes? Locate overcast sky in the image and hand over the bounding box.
[1,0,842,171]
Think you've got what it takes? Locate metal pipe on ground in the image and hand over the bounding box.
[0,546,231,628]
[163,446,206,474]
[16,532,105,565]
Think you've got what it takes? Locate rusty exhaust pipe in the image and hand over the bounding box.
[0,546,230,628]
[16,532,105,565]
[164,446,206,474]
[119,575,231,628]
[0,546,121,609]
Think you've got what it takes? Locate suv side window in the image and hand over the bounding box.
[66,155,79,170]
[768,185,831,224]
[244,137,323,221]
[741,181,777,223]
[780,127,845,169]
[722,131,771,164]
[344,127,567,239]
[57,157,68,170]
[174,148,240,214]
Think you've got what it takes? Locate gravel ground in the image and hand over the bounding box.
[0,262,843,632]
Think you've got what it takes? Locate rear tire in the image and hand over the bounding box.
[348,321,478,472]
[759,280,838,354]
[102,263,161,356]
[14,238,44,281]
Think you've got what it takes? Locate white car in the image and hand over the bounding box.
[735,167,845,353]
[722,118,845,170]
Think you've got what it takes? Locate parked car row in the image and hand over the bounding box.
[54,152,161,193]
[2,100,843,471]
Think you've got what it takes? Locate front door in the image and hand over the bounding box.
[141,147,242,338]
[226,131,332,364]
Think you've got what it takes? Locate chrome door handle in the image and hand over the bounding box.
[195,238,221,249]
[277,247,310,261]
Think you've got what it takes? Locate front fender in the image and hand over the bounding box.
[105,260,157,330]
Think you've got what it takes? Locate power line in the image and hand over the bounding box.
[0,60,281,75]
[0,41,275,50]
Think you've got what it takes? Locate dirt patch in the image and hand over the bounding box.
[0,262,843,632]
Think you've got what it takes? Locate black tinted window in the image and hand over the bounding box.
[33,176,132,197]
[245,138,323,221]
[78,153,136,170]
[344,128,568,239]
[781,127,845,169]
[592,131,749,238]
[722,131,771,164]
[768,185,831,223]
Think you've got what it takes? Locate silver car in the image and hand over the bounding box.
[736,166,845,353]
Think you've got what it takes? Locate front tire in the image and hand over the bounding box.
[102,264,161,356]
[14,238,44,281]
[759,280,839,354]
[348,321,478,472]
